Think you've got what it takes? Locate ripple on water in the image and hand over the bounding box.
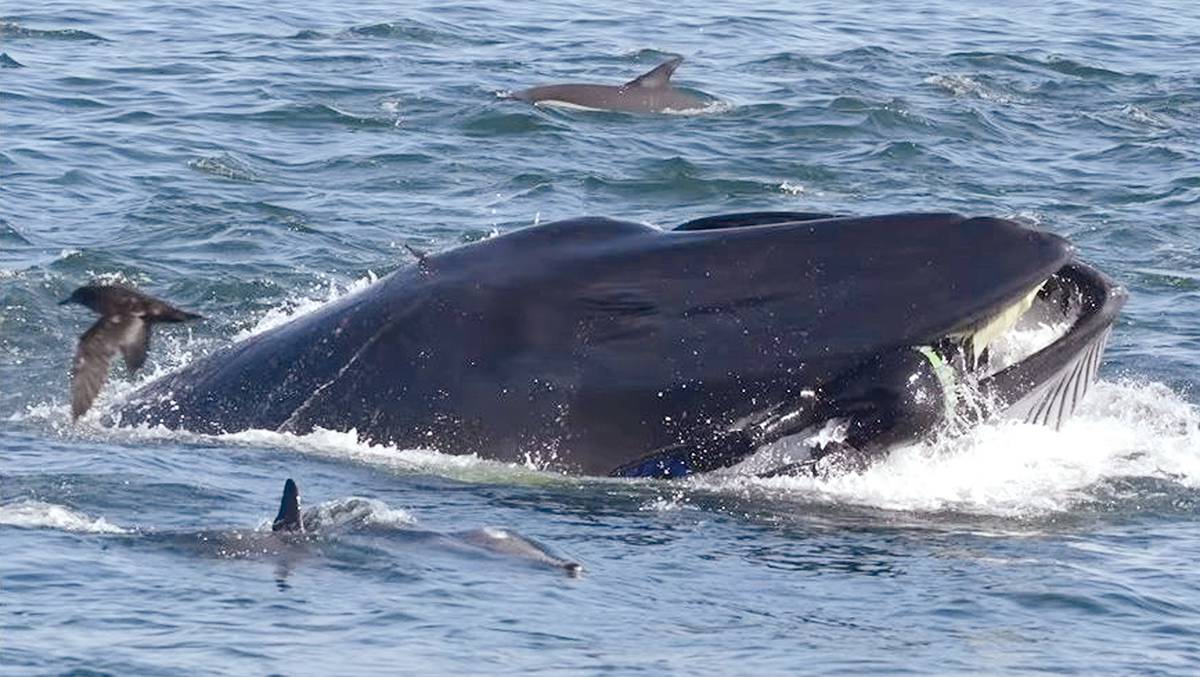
[0,20,108,42]
[461,109,571,136]
[187,154,259,182]
[925,74,1023,105]
[231,102,398,129]
[344,19,464,45]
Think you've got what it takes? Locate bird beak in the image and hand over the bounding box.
[58,297,73,305]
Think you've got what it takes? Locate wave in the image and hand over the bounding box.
[297,496,416,531]
[0,499,127,533]
[207,103,398,130]
[925,74,1022,104]
[231,271,379,340]
[343,19,463,45]
[187,154,259,182]
[0,20,107,42]
[946,51,1142,81]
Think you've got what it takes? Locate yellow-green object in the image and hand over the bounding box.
[950,280,1046,363]
[916,345,957,417]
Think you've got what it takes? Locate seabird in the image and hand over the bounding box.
[60,284,202,419]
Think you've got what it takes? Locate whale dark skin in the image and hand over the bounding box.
[116,213,1074,476]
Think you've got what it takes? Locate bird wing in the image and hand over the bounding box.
[120,319,151,373]
[71,314,145,419]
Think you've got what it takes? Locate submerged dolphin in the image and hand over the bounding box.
[113,212,1124,478]
[97,478,580,574]
[269,479,581,573]
[509,56,710,113]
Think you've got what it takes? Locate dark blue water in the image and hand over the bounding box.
[3,1,1200,674]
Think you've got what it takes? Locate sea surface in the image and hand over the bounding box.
[3,1,1200,674]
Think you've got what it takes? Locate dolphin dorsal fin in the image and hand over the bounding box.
[272,478,303,532]
[625,57,683,89]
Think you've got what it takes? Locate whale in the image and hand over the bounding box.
[509,56,710,113]
[113,212,1124,478]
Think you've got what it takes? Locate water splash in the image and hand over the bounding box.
[925,73,1021,104]
[232,271,378,340]
[297,496,416,531]
[697,380,1200,517]
[0,500,128,533]
[187,154,258,182]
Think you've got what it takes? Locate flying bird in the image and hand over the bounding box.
[60,284,201,419]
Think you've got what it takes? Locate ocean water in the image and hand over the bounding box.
[3,1,1200,673]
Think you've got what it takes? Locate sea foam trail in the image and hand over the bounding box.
[0,500,128,534]
[92,379,1198,519]
[697,380,1200,517]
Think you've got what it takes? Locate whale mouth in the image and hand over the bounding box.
[970,261,1125,428]
[714,260,1125,479]
[927,260,1122,386]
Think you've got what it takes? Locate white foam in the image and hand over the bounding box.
[299,496,416,531]
[1120,104,1169,127]
[233,271,378,340]
[199,379,1200,518]
[925,74,1019,104]
[987,319,1071,372]
[694,379,1200,517]
[72,422,563,486]
[660,99,732,116]
[638,488,695,513]
[0,500,128,534]
[16,375,1200,518]
[779,181,806,196]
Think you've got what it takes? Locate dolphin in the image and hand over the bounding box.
[114,212,1124,478]
[268,479,581,573]
[100,478,579,574]
[509,56,711,113]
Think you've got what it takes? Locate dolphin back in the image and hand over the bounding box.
[510,57,707,113]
